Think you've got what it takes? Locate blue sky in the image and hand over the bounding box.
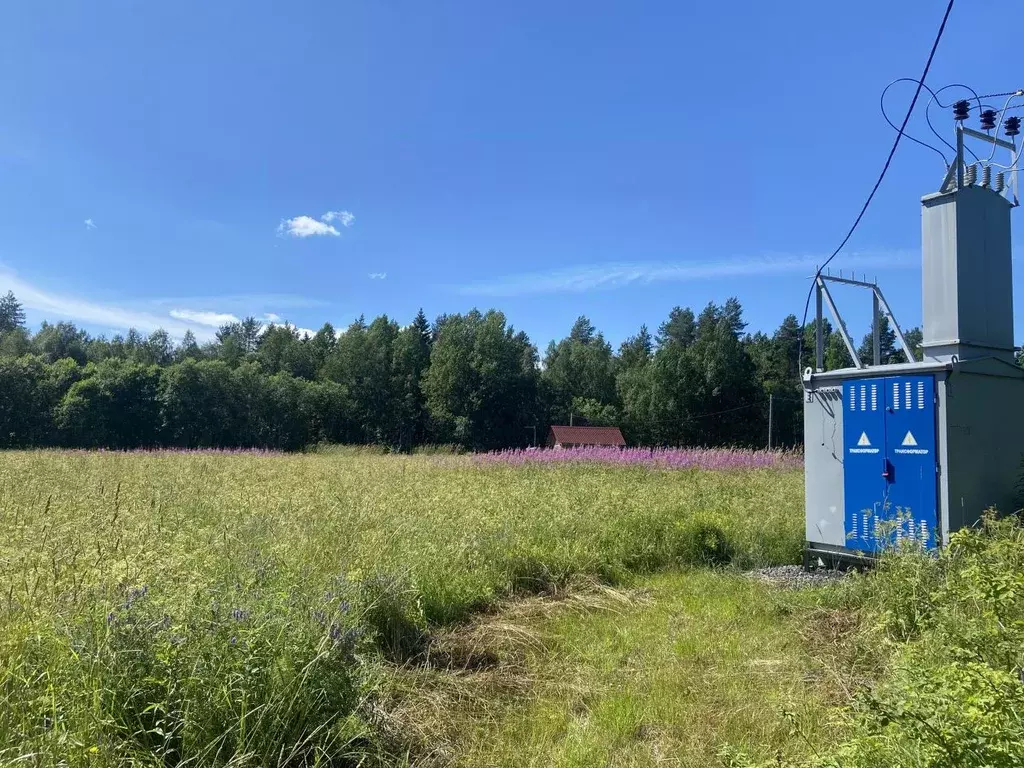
[0,1,1020,348]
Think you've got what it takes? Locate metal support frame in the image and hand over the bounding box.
[815,277,861,370]
[872,292,881,366]
[940,125,1019,205]
[962,125,1015,151]
[815,285,824,372]
[812,273,915,372]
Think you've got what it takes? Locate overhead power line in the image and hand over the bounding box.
[797,0,956,376]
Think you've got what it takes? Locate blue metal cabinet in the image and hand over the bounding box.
[843,375,938,553]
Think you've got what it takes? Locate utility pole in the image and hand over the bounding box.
[767,393,774,450]
[524,425,537,447]
[570,412,574,427]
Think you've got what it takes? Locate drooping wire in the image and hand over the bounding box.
[880,78,950,164]
[796,0,956,380]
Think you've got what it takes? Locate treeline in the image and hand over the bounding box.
[0,290,921,452]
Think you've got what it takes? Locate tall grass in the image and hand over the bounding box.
[0,450,802,764]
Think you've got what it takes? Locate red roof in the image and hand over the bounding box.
[548,425,626,447]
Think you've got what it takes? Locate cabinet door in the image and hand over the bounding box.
[883,375,938,550]
[842,378,887,552]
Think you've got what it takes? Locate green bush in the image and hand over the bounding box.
[728,514,1024,768]
[827,514,1024,767]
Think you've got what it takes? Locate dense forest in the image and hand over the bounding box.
[0,290,922,452]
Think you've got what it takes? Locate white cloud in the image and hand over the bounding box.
[456,251,917,297]
[263,312,282,323]
[277,209,354,238]
[295,327,316,339]
[169,309,241,328]
[368,272,387,280]
[277,215,340,238]
[321,210,355,227]
[84,218,96,230]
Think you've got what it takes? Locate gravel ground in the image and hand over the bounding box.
[746,564,848,589]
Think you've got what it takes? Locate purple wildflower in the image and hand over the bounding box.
[328,624,362,651]
[123,585,149,610]
[230,608,250,623]
[471,446,803,471]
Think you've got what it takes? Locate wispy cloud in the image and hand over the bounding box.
[277,209,354,238]
[0,269,332,342]
[321,210,355,227]
[169,309,240,328]
[455,251,916,297]
[368,272,387,280]
[84,218,96,230]
[0,270,210,338]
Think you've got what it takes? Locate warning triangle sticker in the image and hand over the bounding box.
[902,431,918,447]
[857,432,871,447]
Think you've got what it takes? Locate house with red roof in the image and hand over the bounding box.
[546,425,626,449]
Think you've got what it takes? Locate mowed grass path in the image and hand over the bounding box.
[430,572,839,768]
[0,451,806,765]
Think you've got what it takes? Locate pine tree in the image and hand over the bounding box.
[175,330,201,362]
[657,307,696,348]
[0,291,26,334]
[240,317,264,355]
[857,317,898,365]
[618,325,653,371]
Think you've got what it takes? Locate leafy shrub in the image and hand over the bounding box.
[835,659,1024,767]
[815,513,1024,767]
[728,513,1024,768]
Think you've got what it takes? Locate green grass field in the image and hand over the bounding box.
[2,450,825,765]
